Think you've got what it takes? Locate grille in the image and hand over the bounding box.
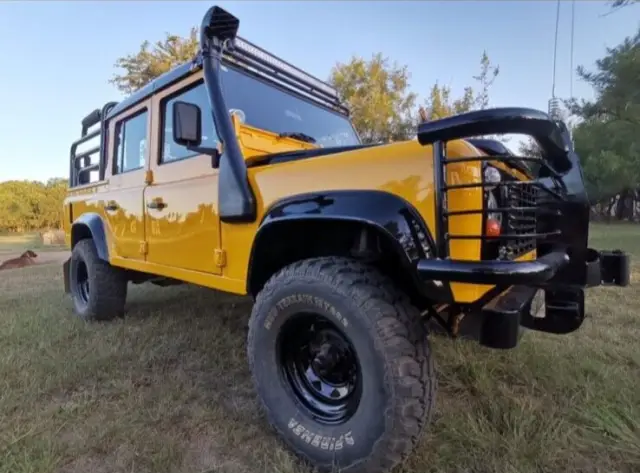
[501,183,538,259]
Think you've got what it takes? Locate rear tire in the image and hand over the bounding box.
[69,239,127,321]
[247,257,435,473]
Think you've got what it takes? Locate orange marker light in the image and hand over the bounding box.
[486,218,501,237]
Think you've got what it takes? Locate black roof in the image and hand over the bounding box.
[106,37,348,120]
[107,60,195,120]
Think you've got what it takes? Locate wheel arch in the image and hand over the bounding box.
[70,212,110,262]
[247,190,447,305]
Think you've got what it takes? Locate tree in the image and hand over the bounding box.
[421,51,499,120]
[110,28,199,95]
[329,54,418,143]
[0,179,68,232]
[472,51,500,111]
[422,83,475,121]
[567,27,640,219]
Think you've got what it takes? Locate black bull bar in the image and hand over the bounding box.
[414,107,630,348]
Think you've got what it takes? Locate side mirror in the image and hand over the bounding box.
[173,101,202,147]
[172,101,220,166]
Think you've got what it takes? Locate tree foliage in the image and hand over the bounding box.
[110,28,199,95]
[568,27,639,218]
[421,51,499,121]
[329,53,418,143]
[0,179,68,232]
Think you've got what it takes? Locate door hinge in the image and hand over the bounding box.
[214,248,226,268]
[145,170,154,184]
[140,241,148,255]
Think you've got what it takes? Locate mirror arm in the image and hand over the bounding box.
[186,145,221,167]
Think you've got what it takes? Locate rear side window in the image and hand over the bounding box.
[161,82,218,164]
[114,110,148,174]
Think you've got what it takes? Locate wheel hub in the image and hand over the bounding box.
[279,314,361,425]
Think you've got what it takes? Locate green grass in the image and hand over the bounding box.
[0,223,639,473]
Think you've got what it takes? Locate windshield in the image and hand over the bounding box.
[221,64,361,148]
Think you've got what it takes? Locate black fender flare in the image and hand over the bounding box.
[247,190,443,299]
[70,212,110,262]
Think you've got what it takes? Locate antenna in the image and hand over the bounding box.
[570,0,576,99]
[551,0,561,99]
[549,0,562,120]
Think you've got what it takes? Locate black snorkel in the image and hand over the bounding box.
[200,6,256,222]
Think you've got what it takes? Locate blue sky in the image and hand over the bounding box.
[0,0,638,182]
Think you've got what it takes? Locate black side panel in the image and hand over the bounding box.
[248,190,441,297]
[71,213,109,262]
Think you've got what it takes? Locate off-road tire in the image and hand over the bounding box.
[247,257,435,473]
[69,239,127,321]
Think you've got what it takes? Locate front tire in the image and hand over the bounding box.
[247,257,435,473]
[69,239,127,321]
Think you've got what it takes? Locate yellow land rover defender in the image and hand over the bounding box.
[62,6,631,473]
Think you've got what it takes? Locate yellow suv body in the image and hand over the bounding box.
[61,6,630,473]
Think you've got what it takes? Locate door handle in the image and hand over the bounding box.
[104,201,119,211]
[146,199,167,210]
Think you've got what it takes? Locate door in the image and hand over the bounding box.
[144,75,223,274]
[101,102,150,261]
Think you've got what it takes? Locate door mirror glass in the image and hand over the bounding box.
[172,101,202,147]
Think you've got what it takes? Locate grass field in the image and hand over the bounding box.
[0,224,638,473]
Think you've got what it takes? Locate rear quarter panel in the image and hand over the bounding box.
[63,182,109,248]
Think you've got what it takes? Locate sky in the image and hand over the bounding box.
[0,0,638,182]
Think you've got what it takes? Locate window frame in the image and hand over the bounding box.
[112,107,149,176]
[158,79,217,166]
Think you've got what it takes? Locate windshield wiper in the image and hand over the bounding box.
[278,131,317,144]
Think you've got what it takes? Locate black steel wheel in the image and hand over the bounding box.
[247,257,435,473]
[73,259,91,307]
[69,239,127,321]
[279,313,361,425]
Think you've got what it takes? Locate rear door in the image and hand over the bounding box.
[101,100,151,260]
[144,74,223,274]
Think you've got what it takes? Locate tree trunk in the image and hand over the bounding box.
[607,197,616,222]
[615,189,633,221]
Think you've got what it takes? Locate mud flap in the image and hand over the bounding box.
[63,258,71,294]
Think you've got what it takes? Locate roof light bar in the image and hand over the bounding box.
[227,36,341,102]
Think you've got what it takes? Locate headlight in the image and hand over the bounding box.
[484,165,501,189]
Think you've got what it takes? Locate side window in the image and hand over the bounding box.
[161,82,218,164]
[114,110,148,174]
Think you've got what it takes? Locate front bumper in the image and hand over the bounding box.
[443,248,631,349]
[416,247,630,288]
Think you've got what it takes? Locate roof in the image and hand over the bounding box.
[106,36,347,120]
[107,61,196,120]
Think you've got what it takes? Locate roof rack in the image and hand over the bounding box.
[69,101,118,188]
[105,34,350,124]
[223,36,348,115]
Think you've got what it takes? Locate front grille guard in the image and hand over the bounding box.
[435,152,565,260]
[416,107,576,286]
